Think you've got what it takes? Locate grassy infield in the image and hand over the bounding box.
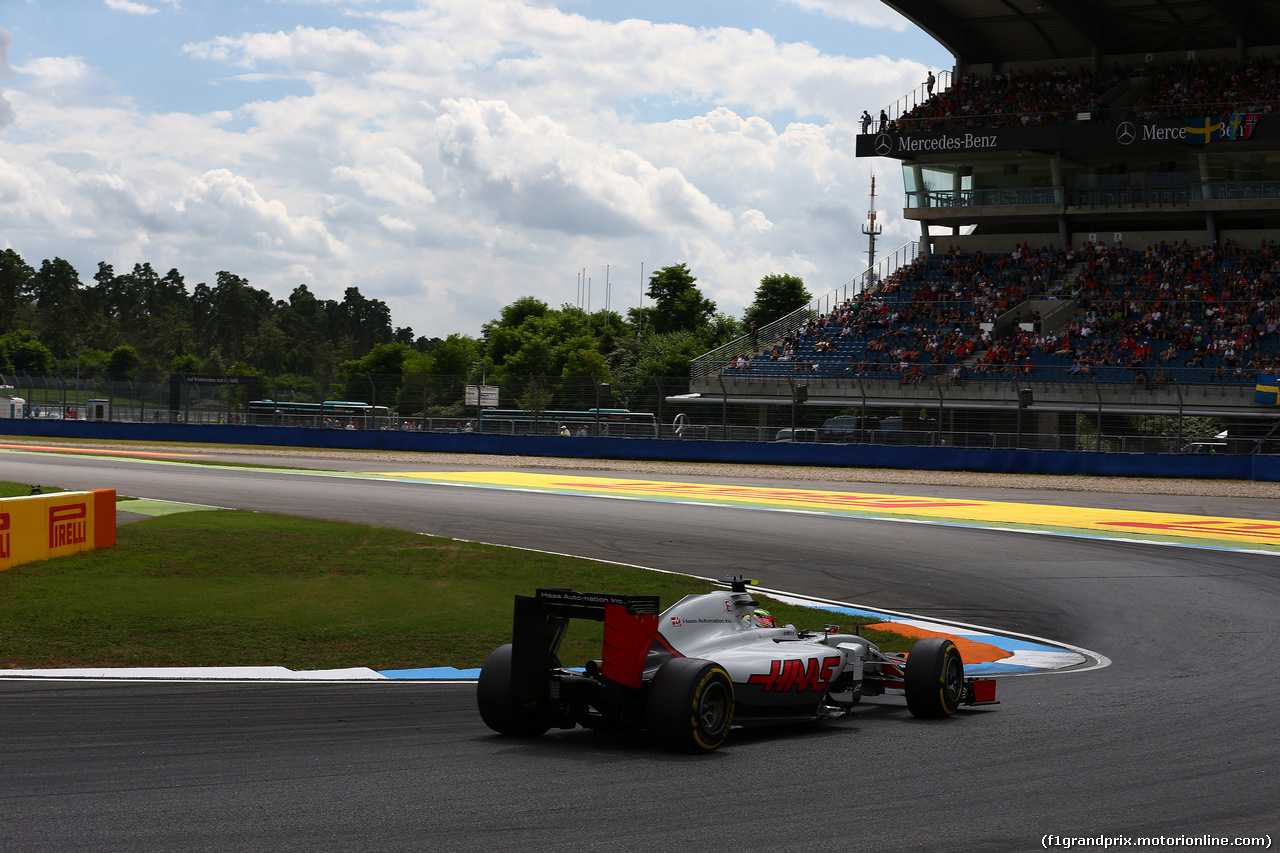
[0,480,904,672]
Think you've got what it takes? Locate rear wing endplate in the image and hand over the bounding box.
[510,589,661,699]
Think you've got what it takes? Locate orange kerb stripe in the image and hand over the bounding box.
[866,622,1013,664]
[92,489,116,548]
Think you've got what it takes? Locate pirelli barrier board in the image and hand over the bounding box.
[0,490,117,571]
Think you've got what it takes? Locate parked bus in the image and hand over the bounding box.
[477,408,658,438]
[246,400,391,430]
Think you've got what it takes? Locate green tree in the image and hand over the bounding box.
[0,329,53,373]
[139,305,196,379]
[483,296,550,367]
[83,262,124,352]
[170,354,201,373]
[409,334,482,377]
[104,345,141,378]
[644,263,716,335]
[0,249,34,333]
[209,271,273,363]
[340,341,411,408]
[558,348,612,409]
[744,273,810,328]
[399,333,482,414]
[496,295,550,329]
[330,287,393,359]
[246,317,290,375]
[31,258,86,358]
[276,285,337,375]
[271,373,326,403]
[152,268,189,314]
[483,297,600,380]
[112,263,153,340]
[190,281,216,350]
[631,330,708,378]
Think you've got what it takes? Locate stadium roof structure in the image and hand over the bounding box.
[882,0,1280,67]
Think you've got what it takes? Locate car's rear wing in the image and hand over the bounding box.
[531,588,661,619]
[510,589,662,702]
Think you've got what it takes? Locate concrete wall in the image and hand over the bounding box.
[2,419,1276,482]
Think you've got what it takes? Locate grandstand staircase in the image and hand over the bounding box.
[1096,75,1152,120]
[960,262,1083,372]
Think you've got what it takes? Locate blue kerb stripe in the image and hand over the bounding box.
[382,666,481,679]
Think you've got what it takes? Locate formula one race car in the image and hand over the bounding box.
[477,579,998,752]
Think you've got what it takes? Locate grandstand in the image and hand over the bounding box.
[682,0,1280,452]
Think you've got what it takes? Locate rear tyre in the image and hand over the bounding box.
[646,657,734,752]
[904,637,965,719]
[476,644,551,737]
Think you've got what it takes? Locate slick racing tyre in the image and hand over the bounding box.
[476,644,552,737]
[646,657,734,752]
[904,637,965,719]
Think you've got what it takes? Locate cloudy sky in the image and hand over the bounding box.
[0,0,950,339]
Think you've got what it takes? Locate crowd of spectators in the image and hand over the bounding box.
[885,55,1280,133]
[892,68,1118,132]
[1049,238,1280,382]
[1128,56,1280,119]
[726,238,1280,387]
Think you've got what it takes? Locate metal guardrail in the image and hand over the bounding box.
[875,70,953,126]
[654,425,1267,455]
[907,181,1280,210]
[4,366,1274,454]
[892,98,1280,131]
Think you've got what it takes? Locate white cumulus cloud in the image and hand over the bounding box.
[183,26,386,74]
[435,96,732,238]
[783,0,912,30]
[175,169,341,257]
[104,0,161,16]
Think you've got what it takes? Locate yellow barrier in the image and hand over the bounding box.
[0,490,117,571]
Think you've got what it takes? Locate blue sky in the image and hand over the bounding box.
[0,0,952,338]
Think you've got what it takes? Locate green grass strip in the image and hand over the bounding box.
[0,506,898,670]
[0,483,64,499]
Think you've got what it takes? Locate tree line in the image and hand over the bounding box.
[0,248,811,417]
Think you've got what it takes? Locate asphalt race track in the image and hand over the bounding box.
[1,448,1277,852]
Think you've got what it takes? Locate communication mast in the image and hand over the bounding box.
[861,175,882,273]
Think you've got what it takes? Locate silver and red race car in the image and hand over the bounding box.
[477,579,998,752]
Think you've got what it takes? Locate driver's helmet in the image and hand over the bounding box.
[752,608,776,628]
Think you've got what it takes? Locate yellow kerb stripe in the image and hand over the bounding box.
[379,471,1280,548]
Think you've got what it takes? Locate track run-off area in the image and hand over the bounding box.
[0,441,1276,851]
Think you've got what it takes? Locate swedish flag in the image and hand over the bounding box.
[1185,117,1222,145]
[1255,374,1279,405]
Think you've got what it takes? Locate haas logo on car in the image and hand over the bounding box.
[748,656,840,693]
[669,616,682,628]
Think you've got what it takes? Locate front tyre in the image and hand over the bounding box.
[476,644,551,737]
[646,658,734,752]
[904,637,965,719]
